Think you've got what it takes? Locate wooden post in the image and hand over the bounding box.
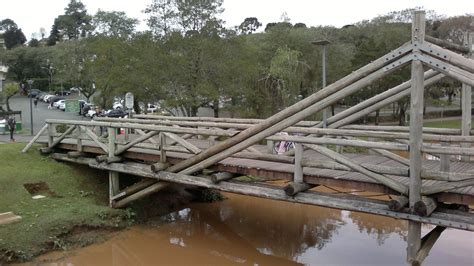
[267,140,275,154]
[294,143,303,183]
[108,127,119,207]
[407,11,425,264]
[160,132,167,163]
[461,32,473,161]
[76,126,83,152]
[47,123,54,148]
[439,142,450,172]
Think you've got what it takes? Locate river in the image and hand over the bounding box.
[28,192,473,265]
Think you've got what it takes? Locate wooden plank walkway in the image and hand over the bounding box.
[38,136,474,206]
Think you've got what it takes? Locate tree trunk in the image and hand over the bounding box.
[213,99,219,118]
[6,96,12,111]
[399,106,406,126]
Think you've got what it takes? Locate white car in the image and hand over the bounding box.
[43,95,55,102]
[58,102,66,111]
[53,99,65,108]
[113,102,123,109]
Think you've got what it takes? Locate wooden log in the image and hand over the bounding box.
[135,128,159,144]
[341,125,462,135]
[39,147,53,154]
[95,154,108,163]
[48,125,77,149]
[67,151,87,158]
[425,35,470,54]
[407,12,425,264]
[267,135,409,151]
[110,178,157,201]
[108,127,119,207]
[151,162,170,172]
[211,172,238,184]
[323,70,439,128]
[47,123,54,147]
[439,142,450,171]
[57,157,474,231]
[160,133,166,163]
[422,145,474,156]
[419,54,474,87]
[166,45,413,174]
[163,132,201,154]
[330,73,444,128]
[284,182,315,196]
[294,143,303,183]
[22,124,49,153]
[422,179,474,195]
[113,182,169,208]
[114,130,159,155]
[106,156,122,164]
[82,126,109,154]
[414,197,438,217]
[461,33,473,162]
[389,196,409,211]
[304,144,408,194]
[414,226,446,265]
[420,40,474,71]
[132,114,318,127]
[47,119,238,137]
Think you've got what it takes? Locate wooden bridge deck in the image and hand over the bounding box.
[39,136,474,206]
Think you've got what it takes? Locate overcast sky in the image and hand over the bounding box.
[0,0,472,40]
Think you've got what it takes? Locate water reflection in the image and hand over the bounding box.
[29,193,473,265]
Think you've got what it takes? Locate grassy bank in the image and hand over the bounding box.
[0,143,132,263]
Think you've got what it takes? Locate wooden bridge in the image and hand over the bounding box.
[24,12,474,265]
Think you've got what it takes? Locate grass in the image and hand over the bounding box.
[0,143,131,262]
[423,118,473,129]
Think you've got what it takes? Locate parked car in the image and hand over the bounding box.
[69,87,80,93]
[58,102,66,111]
[104,108,127,118]
[53,99,65,108]
[28,89,42,98]
[43,94,55,102]
[113,102,123,109]
[55,90,70,96]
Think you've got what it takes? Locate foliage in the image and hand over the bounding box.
[48,0,92,44]
[0,19,26,49]
[2,82,19,111]
[92,10,138,38]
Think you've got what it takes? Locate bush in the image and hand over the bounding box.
[55,124,67,133]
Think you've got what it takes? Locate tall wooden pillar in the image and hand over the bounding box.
[407,11,425,264]
[108,127,120,207]
[461,32,473,161]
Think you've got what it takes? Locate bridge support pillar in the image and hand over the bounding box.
[108,127,120,207]
[461,31,473,161]
[407,11,425,265]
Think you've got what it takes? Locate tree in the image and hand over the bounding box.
[92,10,138,38]
[50,0,92,41]
[29,38,40,47]
[144,0,178,36]
[0,19,26,49]
[2,82,19,111]
[238,17,262,34]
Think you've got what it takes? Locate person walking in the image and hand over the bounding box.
[7,116,16,142]
[34,98,38,107]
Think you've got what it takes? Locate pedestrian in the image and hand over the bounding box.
[7,116,16,142]
[34,98,38,107]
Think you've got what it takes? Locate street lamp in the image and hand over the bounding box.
[311,39,331,128]
[41,60,54,92]
[27,79,34,135]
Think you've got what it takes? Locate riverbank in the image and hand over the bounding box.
[0,143,222,263]
[0,143,134,263]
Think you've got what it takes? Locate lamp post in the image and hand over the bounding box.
[27,79,34,135]
[41,60,54,92]
[311,39,331,128]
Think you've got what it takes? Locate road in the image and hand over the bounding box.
[1,94,86,138]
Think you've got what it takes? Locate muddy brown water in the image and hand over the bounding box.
[26,192,473,265]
